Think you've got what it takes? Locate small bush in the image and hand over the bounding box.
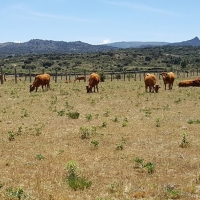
[85,113,92,121]
[67,112,80,119]
[35,154,45,160]
[6,187,27,200]
[99,71,106,82]
[134,157,144,168]
[180,132,190,148]
[57,109,65,116]
[8,131,15,141]
[65,161,92,190]
[91,140,99,147]
[79,126,90,139]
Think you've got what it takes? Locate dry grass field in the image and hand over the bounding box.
[0,75,200,200]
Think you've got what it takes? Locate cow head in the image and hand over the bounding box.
[154,84,161,93]
[86,86,92,93]
[30,84,35,92]
[160,72,168,78]
[193,80,200,86]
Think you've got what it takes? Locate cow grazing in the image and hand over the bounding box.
[75,76,86,82]
[178,79,200,87]
[154,84,161,93]
[160,72,175,90]
[86,73,100,93]
[144,73,160,93]
[30,74,50,92]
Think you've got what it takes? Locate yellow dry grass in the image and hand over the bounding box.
[0,76,200,200]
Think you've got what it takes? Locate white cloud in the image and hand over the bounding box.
[100,39,111,44]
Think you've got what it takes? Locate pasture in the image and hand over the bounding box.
[0,76,200,200]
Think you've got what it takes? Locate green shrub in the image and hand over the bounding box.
[79,126,90,139]
[65,161,92,190]
[67,112,80,119]
[6,187,27,200]
[99,71,106,82]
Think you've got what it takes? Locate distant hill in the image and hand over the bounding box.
[167,37,200,46]
[0,39,116,57]
[0,37,200,57]
[103,41,169,48]
[104,37,200,48]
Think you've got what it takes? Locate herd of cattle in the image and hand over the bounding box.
[28,73,100,93]
[1,72,200,93]
[145,72,200,93]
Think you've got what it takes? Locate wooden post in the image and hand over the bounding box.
[123,71,126,81]
[69,71,71,80]
[29,66,32,83]
[15,68,17,83]
[55,69,57,83]
[84,70,86,82]
[65,69,68,80]
[1,66,3,84]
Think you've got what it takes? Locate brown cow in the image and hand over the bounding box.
[30,74,50,92]
[144,73,160,93]
[86,73,100,93]
[75,76,86,82]
[160,72,175,90]
[178,79,200,87]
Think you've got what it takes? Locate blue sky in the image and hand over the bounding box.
[1,0,200,45]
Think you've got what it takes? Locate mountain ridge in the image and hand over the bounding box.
[104,37,200,48]
[0,37,200,57]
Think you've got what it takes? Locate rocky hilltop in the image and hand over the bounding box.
[0,39,116,57]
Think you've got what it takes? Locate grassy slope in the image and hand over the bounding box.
[0,76,200,199]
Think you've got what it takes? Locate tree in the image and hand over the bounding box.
[181,60,187,69]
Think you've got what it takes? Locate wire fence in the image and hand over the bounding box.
[0,67,200,84]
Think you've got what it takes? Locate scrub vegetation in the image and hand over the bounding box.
[0,74,200,199]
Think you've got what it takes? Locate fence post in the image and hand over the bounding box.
[55,69,57,83]
[14,68,17,83]
[29,66,32,83]
[1,66,3,84]
[66,69,68,80]
[84,69,86,82]
[124,71,126,81]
